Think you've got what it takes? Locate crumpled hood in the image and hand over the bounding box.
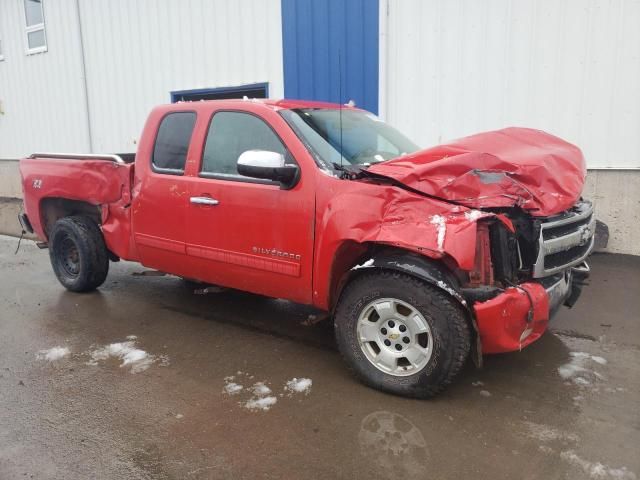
[367,127,586,217]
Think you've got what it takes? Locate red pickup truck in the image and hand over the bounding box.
[19,99,594,398]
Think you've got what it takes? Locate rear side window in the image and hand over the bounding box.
[152,112,196,173]
[201,111,287,176]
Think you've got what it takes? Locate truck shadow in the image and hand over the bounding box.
[150,274,578,391]
[51,265,581,393]
[50,263,583,403]
[141,276,337,351]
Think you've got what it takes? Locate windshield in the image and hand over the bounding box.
[280,108,420,171]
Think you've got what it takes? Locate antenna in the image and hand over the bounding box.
[338,49,344,169]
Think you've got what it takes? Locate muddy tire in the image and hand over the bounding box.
[334,270,470,398]
[49,216,109,292]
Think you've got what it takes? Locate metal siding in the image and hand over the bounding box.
[282,0,379,114]
[78,0,284,153]
[0,0,90,158]
[384,0,640,169]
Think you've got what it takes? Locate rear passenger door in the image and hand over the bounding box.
[132,111,197,276]
[185,109,315,304]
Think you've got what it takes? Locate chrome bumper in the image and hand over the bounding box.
[544,261,590,318]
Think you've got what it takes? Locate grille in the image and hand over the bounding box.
[532,200,595,278]
[544,242,592,270]
[542,214,592,240]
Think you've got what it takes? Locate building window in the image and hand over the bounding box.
[23,0,47,54]
[171,83,269,103]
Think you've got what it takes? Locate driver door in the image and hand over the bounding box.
[184,109,315,304]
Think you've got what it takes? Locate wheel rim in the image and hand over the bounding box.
[357,298,433,376]
[57,235,80,277]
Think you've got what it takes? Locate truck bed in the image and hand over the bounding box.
[19,152,135,254]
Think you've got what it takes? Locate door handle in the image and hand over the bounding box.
[190,196,219,206]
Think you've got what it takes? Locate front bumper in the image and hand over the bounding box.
[473,263,587,354]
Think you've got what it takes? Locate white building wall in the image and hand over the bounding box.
[0,0,284,157]
[0,0,90,158]
[78,0,284,153]
[382,0,640,170]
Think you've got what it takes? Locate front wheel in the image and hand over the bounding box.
[49,215,109,292]
[334,270,470,398]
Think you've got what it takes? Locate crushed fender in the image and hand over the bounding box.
[368,127,585,217]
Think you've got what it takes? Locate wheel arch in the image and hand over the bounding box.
[39,197,101,239]
[329,245,467,312]
[329,245,483,366]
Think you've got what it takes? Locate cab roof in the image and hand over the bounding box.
[168,98,361,111]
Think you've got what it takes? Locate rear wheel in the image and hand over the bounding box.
[334,270,470,398]
[49,216,109,292]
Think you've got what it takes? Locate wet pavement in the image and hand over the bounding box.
[0,234,638,479]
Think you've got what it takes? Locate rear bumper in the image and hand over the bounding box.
[473,265,586,354]
[18,212,33,234]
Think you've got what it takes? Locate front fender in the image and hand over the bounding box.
[311,177,492,311]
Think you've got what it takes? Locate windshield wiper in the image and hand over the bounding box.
[331,162,347,171]
[332,162,367,180]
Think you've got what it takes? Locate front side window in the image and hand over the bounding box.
[281,108,420,171]
[152,112,196,173]
[23,0,47,54]
[201,111,288,176]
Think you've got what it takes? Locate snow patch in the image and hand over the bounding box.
[430,215,447,251]
[285,377,312,395]
[558,352,607,387]
[223,382,243,395]
[573,377,591,386]
[243,381,277,411]
[471,381,484,387]
[352,258,374,270]
[244,396,278,411]
[479,390,491,397]
[251,382,272,396]
[435,279,466,305]
[464,210,484,222]
[523,421,579,443]
[87,338,163,374]
[222,373,313,411]
[560,450,637,480]
[36,346,70,362]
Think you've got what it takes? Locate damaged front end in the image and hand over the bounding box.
[464,200,595,353]
[360,126,595,354]
[312,121,596,356]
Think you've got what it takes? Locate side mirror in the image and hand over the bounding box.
[237,150,299,189]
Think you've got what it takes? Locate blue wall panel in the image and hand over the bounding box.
[281,0,379,114]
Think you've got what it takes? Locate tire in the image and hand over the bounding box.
[334,270,470,398]
[49,215,109,292]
